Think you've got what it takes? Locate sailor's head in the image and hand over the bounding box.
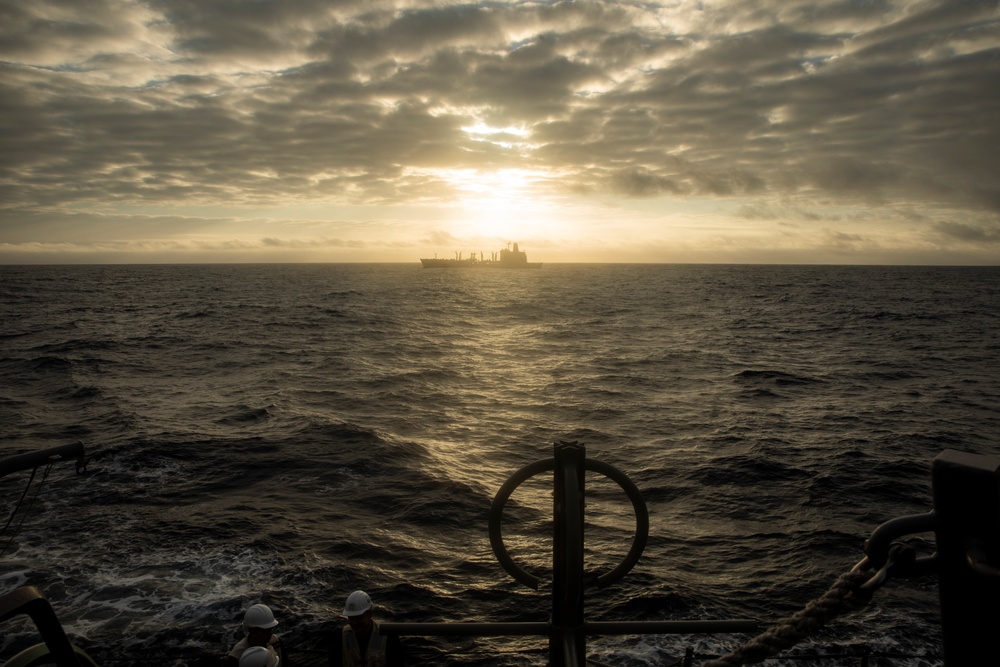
[343,590,374,632]
[343,590,372,617]
[243,603,279,640]
[239,645,279,667]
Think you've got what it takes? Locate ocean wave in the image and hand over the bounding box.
[3,264,996,665]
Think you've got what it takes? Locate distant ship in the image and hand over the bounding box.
[420,242,542,269]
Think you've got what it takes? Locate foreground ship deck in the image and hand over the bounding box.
[6,442,992,665]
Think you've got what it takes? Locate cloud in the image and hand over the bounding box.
[933,221,1000,244]
[609,167,685,196]
[1,1,998,263]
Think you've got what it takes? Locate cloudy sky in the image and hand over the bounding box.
[1,0,998,264]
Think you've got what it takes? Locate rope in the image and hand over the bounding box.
[0,463,51,558]
[699,568,874,667]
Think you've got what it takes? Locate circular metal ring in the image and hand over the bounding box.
[488,458,649,590]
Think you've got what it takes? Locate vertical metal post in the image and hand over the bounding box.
[932,450,1000,666]
[552,441,586,667]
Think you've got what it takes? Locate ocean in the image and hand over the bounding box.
[1,263,998,667]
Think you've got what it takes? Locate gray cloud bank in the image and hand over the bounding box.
[1,0,998,259]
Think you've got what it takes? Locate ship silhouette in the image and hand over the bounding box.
[420,242,541,268]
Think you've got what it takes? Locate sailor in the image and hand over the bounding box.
[239,645,280,667]
[227,603,286,666]
[328,590,404,667]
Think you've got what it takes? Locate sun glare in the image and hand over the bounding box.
[437,167,561,240]
[460,120,534,151]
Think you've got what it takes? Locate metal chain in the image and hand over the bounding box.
[697,561,884,667]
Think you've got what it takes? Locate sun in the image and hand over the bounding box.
[440,167,562,241]
[418,119,564,241]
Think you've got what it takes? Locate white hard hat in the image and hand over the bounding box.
[243,603,279,630]
[239,646,279,667]
[343,590,372,617]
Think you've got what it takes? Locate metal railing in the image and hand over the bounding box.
[382,441,758,666]
[864,449,1000,666]
[5,442,997,665]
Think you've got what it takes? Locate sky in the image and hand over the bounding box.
[1,0,999,265]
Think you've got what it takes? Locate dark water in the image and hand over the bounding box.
[1,263,998,667]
